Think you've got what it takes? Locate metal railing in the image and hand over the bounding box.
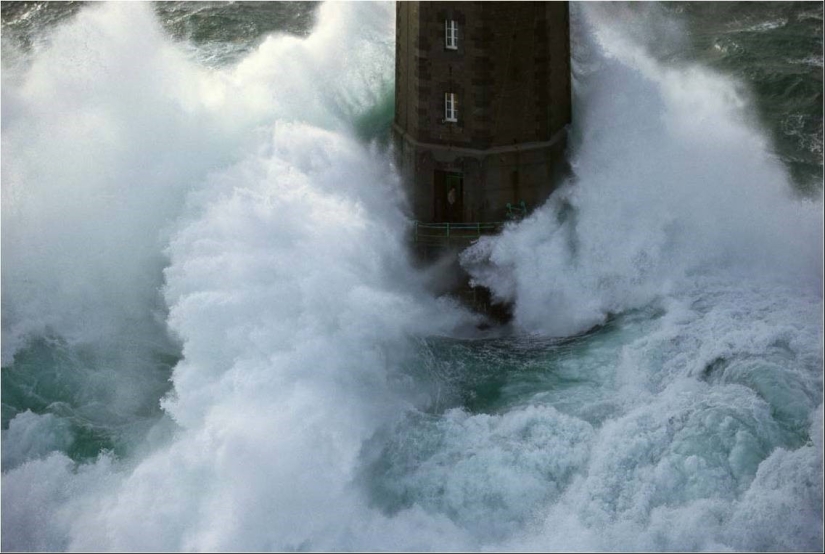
[413,202,528,248]
[505,200,527,220]
[413,221,504,246]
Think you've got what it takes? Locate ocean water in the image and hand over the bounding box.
[1,1,822,551]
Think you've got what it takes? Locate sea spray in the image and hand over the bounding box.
[0,0,224,460]
[454,4,823,550]
[3,2,474,550]
[1,0,398,366]
[1,0,403,459]
[2,2,822,552]
[461,3,823,337]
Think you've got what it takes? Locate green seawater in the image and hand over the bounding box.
[670,2,823,195]
[2,337,177,461]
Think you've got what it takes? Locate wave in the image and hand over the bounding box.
[2,2,822,552]
[1,2,477,550]
[461,3,823,337]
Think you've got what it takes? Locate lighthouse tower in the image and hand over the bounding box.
[393,1,572,229]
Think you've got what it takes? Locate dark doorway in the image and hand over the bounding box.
[434,170,463,223]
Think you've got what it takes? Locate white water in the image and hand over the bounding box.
[462,4,823,337]
[2,2,822,551]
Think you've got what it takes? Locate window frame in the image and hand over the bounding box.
[445,19,458,50]
[444,92,458,123]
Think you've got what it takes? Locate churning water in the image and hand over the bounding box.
[2,2,822,551]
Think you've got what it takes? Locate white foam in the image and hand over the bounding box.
[2,2,475,550]
[2,2,821,552]
[1,411,74,469]
[462,3,823,337]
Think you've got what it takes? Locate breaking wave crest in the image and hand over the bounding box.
[2,2,822,552]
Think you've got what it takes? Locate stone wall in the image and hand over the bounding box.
[394,1,571,224]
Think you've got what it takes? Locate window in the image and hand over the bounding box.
[445,19,458,50]
[444,92,458,122]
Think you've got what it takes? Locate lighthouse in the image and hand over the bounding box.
[393,1,572,234]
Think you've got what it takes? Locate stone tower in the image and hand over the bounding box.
[394,1,571,226]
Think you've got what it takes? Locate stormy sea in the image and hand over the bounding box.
[1,1,822,551]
